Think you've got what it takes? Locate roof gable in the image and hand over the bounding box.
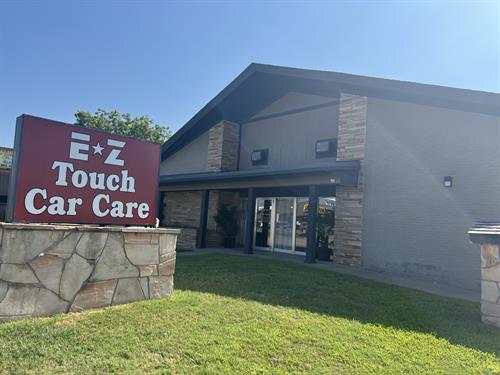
[162,63,500,160]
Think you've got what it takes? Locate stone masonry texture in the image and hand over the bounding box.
[206,125,242,247]
[161,120,241,249]
[334,93,367,266]
[206,190,241,248]
[207,120,240,172]
[163,191,201,250]
[0,223,179,322]
[480,243,500,328]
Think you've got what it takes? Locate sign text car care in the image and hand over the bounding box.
[7,115,160,225]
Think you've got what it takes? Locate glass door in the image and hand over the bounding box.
[294,197,309,253]
[254,198,274,250]
[253,196,306,256]
[274,198,295,253]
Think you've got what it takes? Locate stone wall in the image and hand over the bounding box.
[480,243,500,327]
[469,223,500,328]
[161,120,241,250]
[205,120,241,247]
[206,190,241,248]
[0,223,179,322]
[334,93,367,266]
[164,191,202,228]
[207,120,240,171]
[162,189,241,249]
[163,191,201,250]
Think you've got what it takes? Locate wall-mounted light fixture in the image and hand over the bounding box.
[330,177,341,184]
[443,176,453,188]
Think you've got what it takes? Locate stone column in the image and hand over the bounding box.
[163,191,202,250]
[207,120,240,172]
[206,190,240,248]
[205,120,241,247]
[334,93,367,266]
[469,223,500,328]
[161,120,241,250]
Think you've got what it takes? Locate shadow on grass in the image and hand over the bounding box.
[175,253,500,356]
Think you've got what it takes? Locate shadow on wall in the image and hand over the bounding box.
[174,253,500,356]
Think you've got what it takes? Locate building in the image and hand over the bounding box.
[157,63,499,292]
[0,147,13,221]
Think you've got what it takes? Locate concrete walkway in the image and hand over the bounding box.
[178,248,480,302]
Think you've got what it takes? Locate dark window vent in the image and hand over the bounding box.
[251,149,269,166]
[316,138,337,158]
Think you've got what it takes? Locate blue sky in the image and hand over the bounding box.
[1,1,498,147]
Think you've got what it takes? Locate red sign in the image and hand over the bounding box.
[8,115,160,225]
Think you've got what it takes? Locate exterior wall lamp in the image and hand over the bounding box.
[443,176,453,188]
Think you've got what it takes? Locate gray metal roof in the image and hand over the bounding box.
[161,63,500,160]
[159,161,359,186]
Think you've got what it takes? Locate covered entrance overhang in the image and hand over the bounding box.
[159,161,359,191]
[159,161,359,263]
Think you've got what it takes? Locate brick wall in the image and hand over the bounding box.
[206,190,241,248]
[162,120,242,249]
[162,189,241,249]
[206,120,241,247]
[334,94,367,266]
[207,120,240,171]
[163,191,202,250]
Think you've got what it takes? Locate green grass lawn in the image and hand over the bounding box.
[0,253,499,374]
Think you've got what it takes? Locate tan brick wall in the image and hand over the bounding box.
[480,243,500,328]
[176,228,197,251]
[163,119,241,249]
[334,94,367,266]
[206,191,240,248]
[164,191,202,229]
[163,191,201,250]
[162,190,241,249]
[207,120,240,171]
[337,94,367,161]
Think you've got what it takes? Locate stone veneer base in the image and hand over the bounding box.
[479,243,500,328]
[469,223,500,328]
[0,222,180,322]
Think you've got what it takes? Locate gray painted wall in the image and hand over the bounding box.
[161,91,339,174]
[160,86,500,292]
[362,97,500,291]
[239,91,339,170]
[160,130,209,175]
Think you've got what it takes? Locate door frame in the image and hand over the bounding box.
[253,196,304,256]
[272,197,297,254]
[253,197,275,251]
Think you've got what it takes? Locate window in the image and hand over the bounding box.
[316,138,337,158]
[251,149,269,166]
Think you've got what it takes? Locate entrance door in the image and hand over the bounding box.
[274,198,295,252]
[254,198,274,249]
[254,197,302,255]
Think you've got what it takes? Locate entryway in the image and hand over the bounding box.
[253,197,307,255]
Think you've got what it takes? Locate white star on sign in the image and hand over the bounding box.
[92,143,104,155]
